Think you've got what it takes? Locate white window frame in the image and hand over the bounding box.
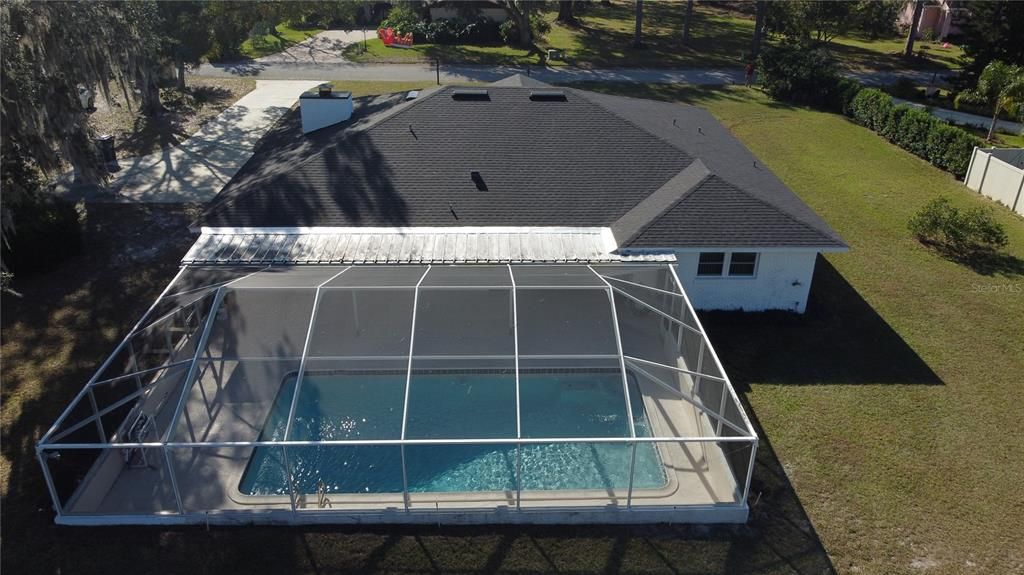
[696,251,759,279]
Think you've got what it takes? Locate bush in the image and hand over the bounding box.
[830,76,864,116]
[925,122,978,177]
[850,88,892,131]
[848,88,980,178]
[757,40,841,108]
[909,197,1008,255]
[1,195,82,275]
[895,107,934,156]
[379,3,423,36]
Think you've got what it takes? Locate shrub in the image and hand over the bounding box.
[908,197,1008,255]
[880,103,910,142]
[380,3,424,36]
[830,76,864,116]
[757,40,841,108]
[891,77,918,99]
[925,122,978,177]
[895,107,935,156]
[850,88,893,131]
[1,195,82,275]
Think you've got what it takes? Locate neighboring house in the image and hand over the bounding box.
[196,75,847,313]
[899,0,968,41]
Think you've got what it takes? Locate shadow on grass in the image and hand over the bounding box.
[566,3,750,68]
[923,242,1024,278]
[701,256,942,387]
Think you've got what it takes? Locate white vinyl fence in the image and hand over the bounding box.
[964,147,1024,216]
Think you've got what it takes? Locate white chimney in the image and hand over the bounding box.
[300,84,353,134]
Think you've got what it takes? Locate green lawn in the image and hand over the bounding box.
[3,81,1022,574]
[238,22,325,60]
[346,0,965,71]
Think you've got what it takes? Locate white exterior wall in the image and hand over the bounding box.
[674,250,819,313]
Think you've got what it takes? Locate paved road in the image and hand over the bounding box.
[193,60,951,87]
[57,80,322,203]
[893,97,1023,135]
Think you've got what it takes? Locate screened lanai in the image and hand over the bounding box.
[38,263,757,525]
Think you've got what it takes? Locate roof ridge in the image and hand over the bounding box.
[611,159,711,246]
[572,88,694,157]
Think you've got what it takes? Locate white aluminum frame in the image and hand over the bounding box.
[37,263,758,522]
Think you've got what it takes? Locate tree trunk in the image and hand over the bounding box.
[751,0,766,59]
[904,0,924,57]
[557,1,576,25]
[176,55,186,90]
[682,0,693,45]
[517,11,532,46]
[138,69,163,117]
[633,0,643,48]
[987,110,999,141]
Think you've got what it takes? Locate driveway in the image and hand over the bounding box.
[256,30,368,64]
[58,80,322,203]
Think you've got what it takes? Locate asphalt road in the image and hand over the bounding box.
[192,60,950,87]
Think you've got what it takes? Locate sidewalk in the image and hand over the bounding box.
[60,80,322,203]
[892,97,1023,135]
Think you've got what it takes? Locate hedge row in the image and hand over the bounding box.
[758,42,980,179]
[849,88,979,177]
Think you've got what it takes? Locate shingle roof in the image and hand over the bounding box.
[200,77,846,250]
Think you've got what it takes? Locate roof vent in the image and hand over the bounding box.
[471,170,487,191]
[300,85,353,134]
[452,88,490,101]
[529,90,567,101]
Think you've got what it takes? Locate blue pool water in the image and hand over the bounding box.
[239,370,667,495]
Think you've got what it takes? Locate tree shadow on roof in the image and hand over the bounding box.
[701,256,942,387]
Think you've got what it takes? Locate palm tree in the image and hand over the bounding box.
[955,60,1024,141]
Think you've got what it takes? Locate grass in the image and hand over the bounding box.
[345,0,965,72]
[3,81,1023,574]
[238,22,325,60]
[87,78,256,158]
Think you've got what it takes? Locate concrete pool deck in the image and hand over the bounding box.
[61,357,746,523]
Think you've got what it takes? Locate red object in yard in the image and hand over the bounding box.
[378,27,413,47]
[942,42,950,49]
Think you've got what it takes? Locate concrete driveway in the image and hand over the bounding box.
[59,80,322,203]
[256,30,369,64]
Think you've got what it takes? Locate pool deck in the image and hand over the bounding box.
[62,356,747,523]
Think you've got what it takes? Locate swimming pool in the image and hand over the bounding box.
[239,369,668,496]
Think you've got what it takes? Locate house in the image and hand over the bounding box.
[36,76,843,526]
[195,75,847,313]
[899,0,968,41]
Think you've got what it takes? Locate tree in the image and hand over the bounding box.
[955,60,1024,141]
[750,0,767,59]
[496,1,534,46]
[0,1,161,180]
[557,0,577,25]
[903,0,924,57]
[633,0,643,49]
[159,1,212,89]
[206,1,260,59]
[955,1,1024,88]
[853,0,899,39]
[681,0,693,45]
[766,1,853,44]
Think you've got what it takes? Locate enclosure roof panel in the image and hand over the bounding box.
[181,227,676,265]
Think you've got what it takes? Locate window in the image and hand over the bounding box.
[697,252,725,276]
[729,252,758,277]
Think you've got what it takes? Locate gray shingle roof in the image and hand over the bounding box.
[200,76,846,251]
